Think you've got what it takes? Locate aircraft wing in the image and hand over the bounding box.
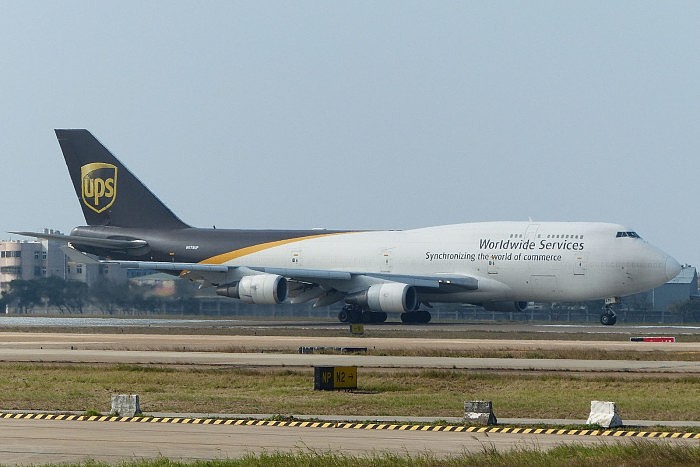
[99,260,478,292]
[257,267,478,290]
[106,260,479,301]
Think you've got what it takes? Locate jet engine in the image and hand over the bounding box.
[346,283,418,313]
[216,274,287,304]
[481,301,528,313]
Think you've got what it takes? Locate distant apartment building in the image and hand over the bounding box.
[0,229,127,291]
[0,240,43,285]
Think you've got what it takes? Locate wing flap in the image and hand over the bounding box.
[256,267,352,281]
[362,273,478,289]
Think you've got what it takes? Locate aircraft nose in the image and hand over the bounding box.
[665,256,682,281]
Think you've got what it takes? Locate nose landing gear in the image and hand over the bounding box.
[600,297,619,326]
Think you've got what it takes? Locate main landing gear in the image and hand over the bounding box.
[336,305,432,324]
[337,304,387,324]
[600,297,619,326]
[400,310,431,324]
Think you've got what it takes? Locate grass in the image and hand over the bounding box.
[0,363,697,421]
[39,441,700,466]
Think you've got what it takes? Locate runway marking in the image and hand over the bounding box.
[1,412,698,439]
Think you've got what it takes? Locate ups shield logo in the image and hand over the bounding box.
[81,163,118,213]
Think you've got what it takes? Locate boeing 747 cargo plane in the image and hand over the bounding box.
[14,130,681,325]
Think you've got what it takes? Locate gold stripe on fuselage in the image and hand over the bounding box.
[199,232,350,265]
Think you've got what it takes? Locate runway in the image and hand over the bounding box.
[0,416,696,465]
[0,347,697,373]
[2,316,700,335]
[0,331,697,373]
[1,331,699,353]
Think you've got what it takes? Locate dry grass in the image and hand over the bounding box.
[0,363,697,422]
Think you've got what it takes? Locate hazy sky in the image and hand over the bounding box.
[1,2,698,266]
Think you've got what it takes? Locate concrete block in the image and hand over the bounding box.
[464,400,497,425]
[586,400,623,428]
[111,394,141,416]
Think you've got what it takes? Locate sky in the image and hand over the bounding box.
[1,2,698,266]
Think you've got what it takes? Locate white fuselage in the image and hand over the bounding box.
[220,221,680,304]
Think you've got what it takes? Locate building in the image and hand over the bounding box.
[0,229,127,291]
[651,266,699,310]
[0,240,42,286]
[623,266,698,311]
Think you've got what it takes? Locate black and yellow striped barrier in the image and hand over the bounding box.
[2,412,698,439]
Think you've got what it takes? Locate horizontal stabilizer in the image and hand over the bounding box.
[11,231,148,250]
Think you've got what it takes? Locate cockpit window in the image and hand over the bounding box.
[616,231,641,239]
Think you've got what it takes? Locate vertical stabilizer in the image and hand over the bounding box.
[55,129,189,229]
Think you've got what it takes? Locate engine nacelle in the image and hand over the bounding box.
[481,301,528,313]
[216,274,287,305]
[346,283,418,313]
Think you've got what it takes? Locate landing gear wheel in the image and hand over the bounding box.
[338,304,363,324]
[362,311,388,324]
[400,310,431,324]
[600,311,617,326]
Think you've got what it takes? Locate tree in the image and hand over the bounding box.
[6,279,41,313]
[61,279,88,313]
[89,278,129,314]
[38,276,69,312]
[0,290,8,313]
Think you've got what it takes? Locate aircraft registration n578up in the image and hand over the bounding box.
[15,130,681,326]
